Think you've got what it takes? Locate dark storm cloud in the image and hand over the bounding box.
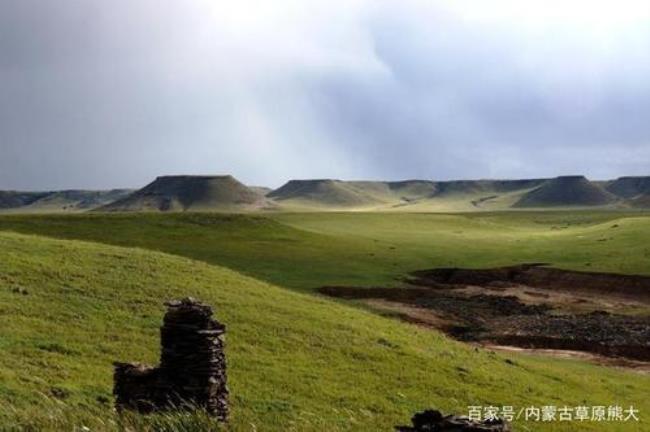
[1,0,649,190]
[312,2,650,180]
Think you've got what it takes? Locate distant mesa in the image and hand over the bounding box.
[2,174,649,213]
[32,189,133,210]
[267,178,551,209]
[0,189,132,212]
[514,176,618,207]
[101,175,267,212]
[267,179,384,207]
[605,176,650,199]
[267,179,452,208]
[0,191,49,209]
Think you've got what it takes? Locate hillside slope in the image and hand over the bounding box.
[266,176,650,211]
[7,175,650,214]
[267,179,385,208]
[4,212,650,293]
[0,191,49,209]
[405,179,547,212]
[0,231,647,431]
[268,179,547,211]
[514,176,618,207]
[346,180,438,202]
[0,190,132,212]
[101,175,267,212]
[606,176,650,200]
[630,194,650,208]
[433,179,546,196]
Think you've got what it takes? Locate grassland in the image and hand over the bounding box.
[0,211,649,430]
[1,211,650,291]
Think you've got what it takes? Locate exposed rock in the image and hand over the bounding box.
[159,298,229,419]
[410,264,650,300]
[490,312,650,361]
[11,286,28,295]
[50,386,70,400]
[113,363,160,413]
[320,264,650,362]
[396,409,511,431]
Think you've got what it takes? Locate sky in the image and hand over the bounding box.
[1,0,649,190]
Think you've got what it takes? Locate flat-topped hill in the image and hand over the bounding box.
[0,189,132,212]
[514,176,618,208]
[267,179,384,208]
[6,174,650,213]
[605,176,650,199]
[102,175,265,212]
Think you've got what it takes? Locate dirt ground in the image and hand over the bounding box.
[319,264,650,369]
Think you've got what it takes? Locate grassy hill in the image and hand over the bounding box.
[101,175,268,212]
[2,211,650,291]
[1,228,649,431]
[404,179,546,212]
[266,176,650,211]
[346,180,438,202]
[268,179,550,211]
[514,176,619,208]
[267,179,386,209]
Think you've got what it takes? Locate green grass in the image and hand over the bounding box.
[1,211,650,430]
[0,231,649,431]
[1,211,649,291]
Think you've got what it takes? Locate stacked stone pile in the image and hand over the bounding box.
[159,298,229,420]
[113,363,159,413]
[396,409,511,431]
[113,297,228,421]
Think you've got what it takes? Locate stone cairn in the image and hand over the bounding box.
[396,409,511,432]
[113,298,229,421]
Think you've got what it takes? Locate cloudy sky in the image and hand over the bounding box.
[1,0,649,190]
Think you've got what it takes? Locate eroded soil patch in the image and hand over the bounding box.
[410,263,650,301]
[319,265,650,363]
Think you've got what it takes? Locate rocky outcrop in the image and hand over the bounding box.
[396,409,511,431]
